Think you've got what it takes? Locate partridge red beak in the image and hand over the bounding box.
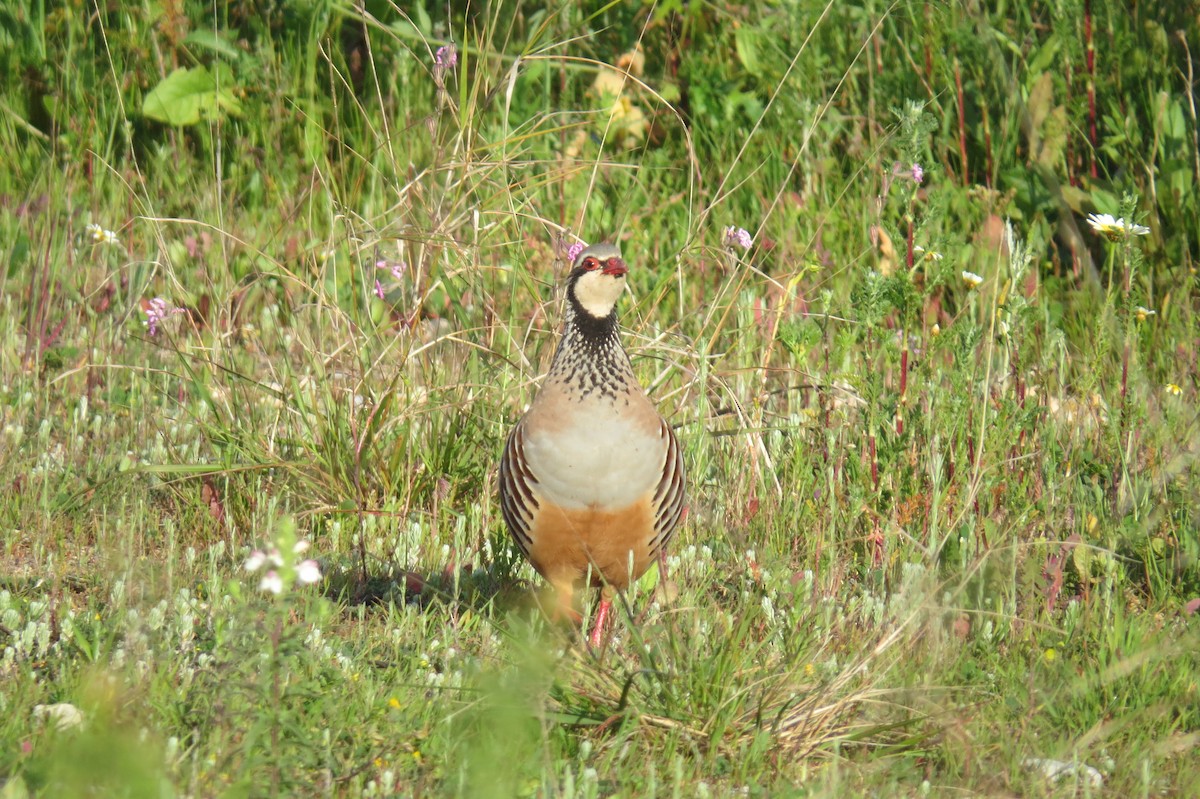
[602,258,628,277]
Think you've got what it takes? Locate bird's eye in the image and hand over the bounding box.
[582,257,599,271]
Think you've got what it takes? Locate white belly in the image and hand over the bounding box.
[521,411,665,511]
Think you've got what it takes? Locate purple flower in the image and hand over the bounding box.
[723,226,753,251]
[435,44,457,69]
[433,44,457,89]
[376,259,407,280]
[567,241,586,262]
[374,280,385,300]
[143,297,183,336]
[911,163,924,185]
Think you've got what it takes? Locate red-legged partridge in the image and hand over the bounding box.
[499,243,686,645]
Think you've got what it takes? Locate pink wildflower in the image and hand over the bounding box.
[296,560,322,585]
[376,259,407,280]
[143,297,183,336]
[723,226,753,251]
[434,43,457,88]
[435,44,457,69]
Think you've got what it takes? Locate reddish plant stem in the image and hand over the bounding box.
[870,517,884,568]
[1065,62,1078,186]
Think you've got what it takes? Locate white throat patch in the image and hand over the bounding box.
[572,270,625,318]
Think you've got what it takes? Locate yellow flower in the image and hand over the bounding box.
[1043,648,1057,663]
[1135,306,1156,322]
[961,270,984,289]
[1165,383,1183,396]
[804,662,816,677]
[930,323,941,337]
[388,697,401,710]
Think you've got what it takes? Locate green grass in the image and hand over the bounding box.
[2,0,1199,796]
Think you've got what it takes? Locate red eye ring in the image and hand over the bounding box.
[582,257,600,270]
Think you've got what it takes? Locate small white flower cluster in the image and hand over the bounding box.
[363,769,400,798]
[665,543,715,578]
[245,539,321,595]
[1,593,55,669]
[305,627,355,673]
[415,637,464,689]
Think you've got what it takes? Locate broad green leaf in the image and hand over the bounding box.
[1036,105,1068,168]
[1160,93,1187,142]
[184,29,241,60]
[1059,184,1091,213]
[1025,31,1060,77]
[735,26,762,77]
[142,65,243,126]
[303,106,326,167]
[1026,71,1053,131]
[1089,187,1121,216]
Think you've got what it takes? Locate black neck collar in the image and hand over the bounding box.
[565,292,618,342]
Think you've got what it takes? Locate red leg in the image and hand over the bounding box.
[588,595,612,648]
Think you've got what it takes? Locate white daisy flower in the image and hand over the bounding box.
[1086,213,1150,241]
